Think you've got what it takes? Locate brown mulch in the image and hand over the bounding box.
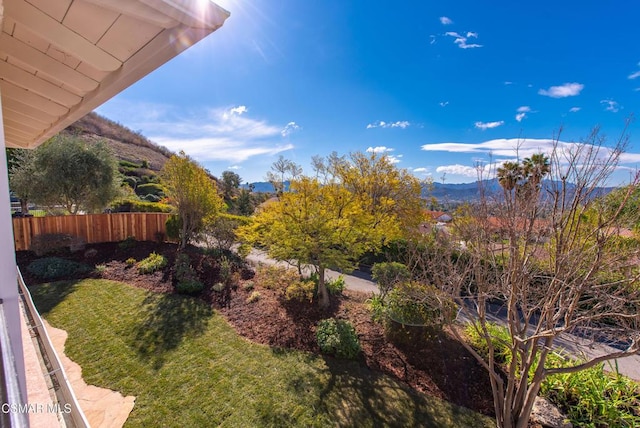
[16,241,495,417]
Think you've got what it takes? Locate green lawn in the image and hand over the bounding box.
[31,279,493,427]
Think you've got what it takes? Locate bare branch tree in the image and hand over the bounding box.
[412,124,640,428]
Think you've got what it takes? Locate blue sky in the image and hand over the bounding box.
[96,0,640,185]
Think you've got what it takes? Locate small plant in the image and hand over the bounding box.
[95,264,107,274]
[118,235,137,250]
[256,265,300,290]
[212,282,225,292]
[285,279,315,303]
[173,253,204,294]
[246,291,261,303]
[316,318,361,360]
[27,257,91,280]
[125,257,137,267]
[366,294,386,323]
[326,275,346,295]
[137,252,167,274]
[242,281,255,291]
[219,256,232,284]
[386,282,456,328]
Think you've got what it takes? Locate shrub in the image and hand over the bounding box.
[386,282,456,328]
[137,252,167,274]
[326,275,346,295]
[30,233,86,256]
[165,215,182,242]
[219,256,232,284]
[541,358,640,427]
[256,265,300,290]
[174,253,204,294]
[372,262,410,298]
[118,236,137,250]
[464,322,512,365]
[111,198,173,213]
[95,264,107,274]
[212,282,225,292]
[242,281,255,291]
[136,183,165,197]
[285,279,315,303]
[125,258,137,267]
[246,291,261,303]
[366,294,386,323]
[27,257,91,280]
[316,318,361,360]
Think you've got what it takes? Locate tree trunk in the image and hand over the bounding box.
[19,199,28,215]
[317,267,330,308]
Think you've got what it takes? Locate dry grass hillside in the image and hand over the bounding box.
[63,112,173,171]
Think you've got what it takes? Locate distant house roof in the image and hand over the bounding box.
[424,210,453,223]
[1,0,229,149]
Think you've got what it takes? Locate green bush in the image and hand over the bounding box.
[542,358,640,427]
[111,198,172,213]
[285,279,315,302]
[27,257,91,280]
[386,282,457,327]
[316,318,361,360]
[256,265,300,290]
[464,322,512,365]
[137,252,167,274]
[118,236,137,250]
[165,215,182,241]
[125,258,137,267]
[242,281,255,291]
[173,253,203,294]
[326,275,346,295]
[372,262,410,298]
[136,183,165,197]
[366,294,386,323]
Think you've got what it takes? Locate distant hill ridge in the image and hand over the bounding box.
[63,112,173,171]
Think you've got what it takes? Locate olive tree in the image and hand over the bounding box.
[26,135,121,214]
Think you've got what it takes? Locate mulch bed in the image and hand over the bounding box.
[16,241,495,416]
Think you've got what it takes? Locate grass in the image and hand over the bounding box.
[30,279,493,428]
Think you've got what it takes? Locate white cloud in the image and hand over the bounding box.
[435,164,481,178]
[422,138,562,158]
[439,16,453,25]
[439,101,449,107]
[538,82,584,98]
[515,106,531,122]
[569,107,581,112]
[475,121,504,130]
[628,70,640,80]
[281,121,301,137]
[366,120,410,129]
[601,99,621,113]
[387,155,402,164]
[228,165,241,170]
[504,81,513,85]
[429,35,437,45]
[229,105,248,115]
[96,100,297,164]
[444,31,483,49]
[366,146,394,153]
[413,167,429,173]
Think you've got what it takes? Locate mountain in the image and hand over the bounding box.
[63,112,173,171]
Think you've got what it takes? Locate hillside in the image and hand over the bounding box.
[63,112,173,171]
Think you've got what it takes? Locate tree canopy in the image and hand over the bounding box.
[161,151,224,249]
[11,135,121,214]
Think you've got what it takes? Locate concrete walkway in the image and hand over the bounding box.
[45,320,136,428]
[247,250,640,381]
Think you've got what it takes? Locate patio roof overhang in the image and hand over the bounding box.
[0,0,230,149]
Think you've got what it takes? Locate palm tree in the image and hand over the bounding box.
[497,161,523,192]
[523,153,550,189]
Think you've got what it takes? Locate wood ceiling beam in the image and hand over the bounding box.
[0,60,82,107]
[2,98,57,124]
[83,0,178,29]
[0,80,68,116]
[0,32,98,93]
[5,0,122,71]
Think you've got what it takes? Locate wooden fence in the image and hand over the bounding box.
[12,213,171,251]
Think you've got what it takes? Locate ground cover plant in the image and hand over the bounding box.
[30,279,493,427]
